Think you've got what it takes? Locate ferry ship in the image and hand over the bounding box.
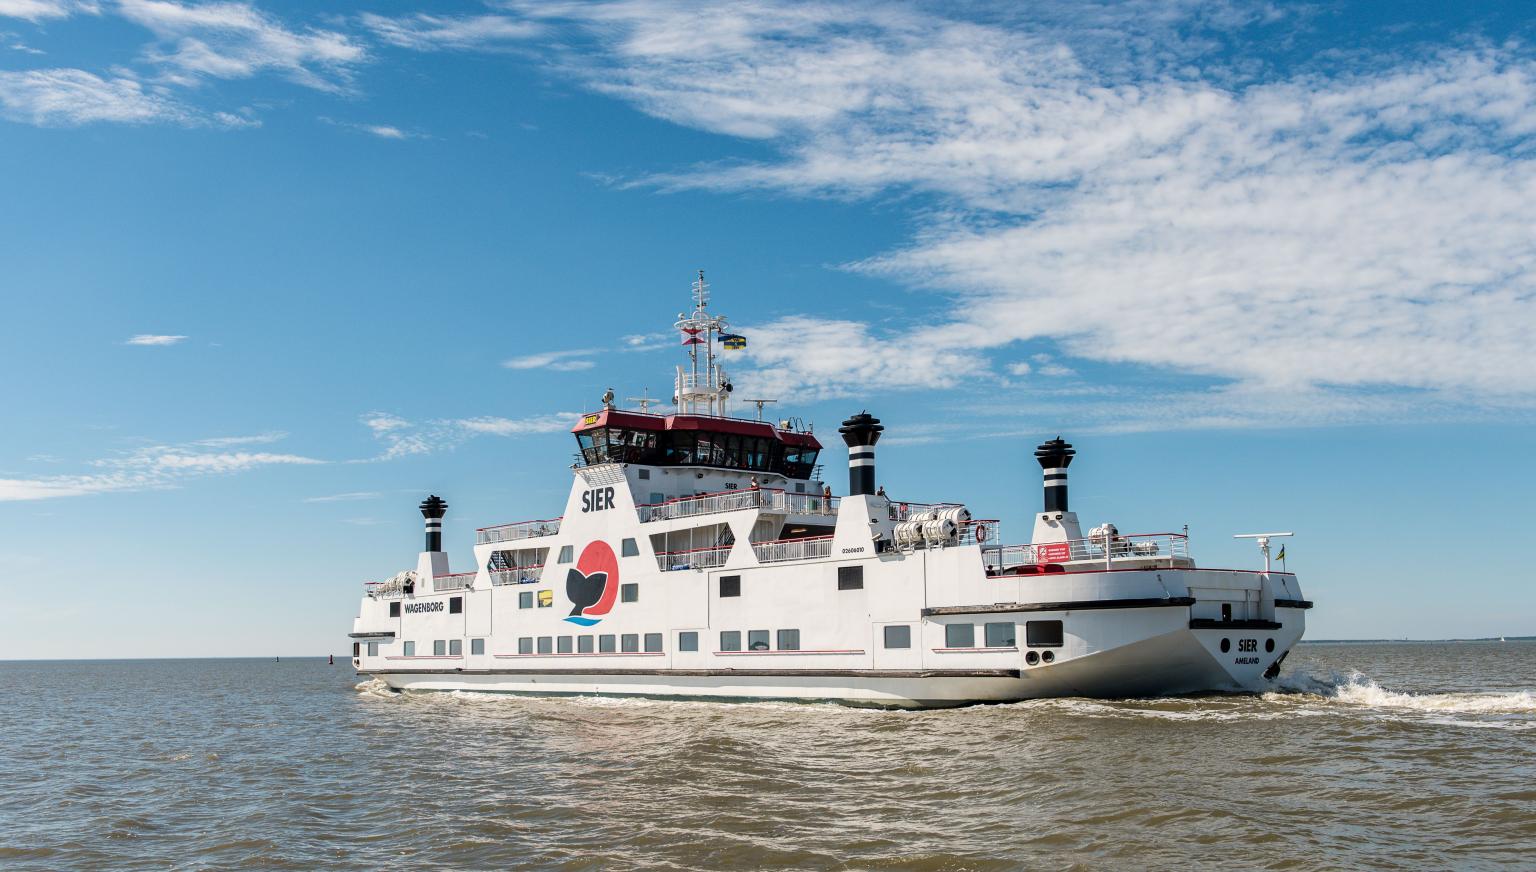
[349,274,1311,707]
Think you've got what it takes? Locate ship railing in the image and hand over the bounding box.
[433,572,476,592]
[887,500,965,522]
[476,518,562,545]
[639,488,839,522]
[955,520,1000,547]
[984,533,1191,573]
[751,535,834,564]
[489,565,545,585]
[655,544,734,572]
[364,581,405,599]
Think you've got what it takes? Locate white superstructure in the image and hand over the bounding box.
[349,274,1310,707]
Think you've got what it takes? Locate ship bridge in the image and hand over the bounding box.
[571,409,821,478]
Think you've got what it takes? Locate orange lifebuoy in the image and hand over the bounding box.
[976,524,988,542]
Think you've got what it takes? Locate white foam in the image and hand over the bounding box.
[1270,669,1536,715]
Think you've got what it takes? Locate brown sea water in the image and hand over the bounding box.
[1,642,1532,870]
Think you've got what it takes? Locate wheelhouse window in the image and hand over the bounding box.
[984,622,1016,648]
[1026,620,1064,648]
[945,624,975,648]
[777,629,800,651]
[720,630,741,652]
[883,625,911,649]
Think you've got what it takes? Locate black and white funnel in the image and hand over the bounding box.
[419,494,448,552]
[1034,437,1075,513]
[839,412,884,496]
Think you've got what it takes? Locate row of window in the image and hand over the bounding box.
[516,584,638,610]
[518,633,665,654]
[369,621,1064,658]
[941,620,1063,649]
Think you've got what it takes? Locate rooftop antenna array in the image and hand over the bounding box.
[1233,532,1294,572]
[673,269,733,417]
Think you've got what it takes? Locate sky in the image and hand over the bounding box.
[2,0,1535,658]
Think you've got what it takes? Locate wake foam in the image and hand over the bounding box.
[1268,669,1536,715]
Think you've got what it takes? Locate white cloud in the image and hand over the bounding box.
[304,491,381,503]
[360,12,541,51]
[503,349,598,371]
[0,69,192,126]
[192,432,285,446]
[125,333,188,345]
[117,0,365,92]
[0,0,96,22]
[0,434,322,502]
[1005,361,1032,377]
[457,413,575,436]
[524,1,1536,424]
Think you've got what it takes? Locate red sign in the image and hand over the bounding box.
[1034,542,1072,564]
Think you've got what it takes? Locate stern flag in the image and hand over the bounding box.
[1276,545,1286,562]
[721,333,747,350]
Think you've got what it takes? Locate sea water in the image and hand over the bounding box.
[1,642,1531,869]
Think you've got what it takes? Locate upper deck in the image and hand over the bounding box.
[571,409,821,477]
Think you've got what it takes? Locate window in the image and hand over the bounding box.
[537,636,553,654]
[367,641,380,656]
[985,622,1016,648]
[518,637,532,655]
[599,634,616,653]
[404,641,416,656]
[645,633,663,653]
[519,591,533,609]
[679,631,698,652]
[558,545,574,564]
[945,623,975,648]
[748,630,770,651]
[389,601,401,618]
[578,635,594,653]
[622,538,639,557]
[720,630,742,651]
[837,565,863,590]
[884,625,911,649]
[621,583,638,603]
[638,468,650,480]
[449,596,463,615]
[537,590,553,608]
[650,492,665,505]
[353,642,360,656]
[449,639,462,656]
[777,629,800,651]
[434,640,446,656]
[719,575,741,597]
[618,633,637,653]
[1026,620,1064,648]
[558,636,573,654]
[471,638,484,655]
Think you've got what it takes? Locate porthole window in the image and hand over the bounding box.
[1026,651,1039,665]
[1220,638,1231,653]
[1042,650,1055,663]
[1265,638,1275,652]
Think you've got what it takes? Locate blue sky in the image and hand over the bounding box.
[3,0,1535,657]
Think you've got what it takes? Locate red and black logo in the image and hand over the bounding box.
[564,541,619,626]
